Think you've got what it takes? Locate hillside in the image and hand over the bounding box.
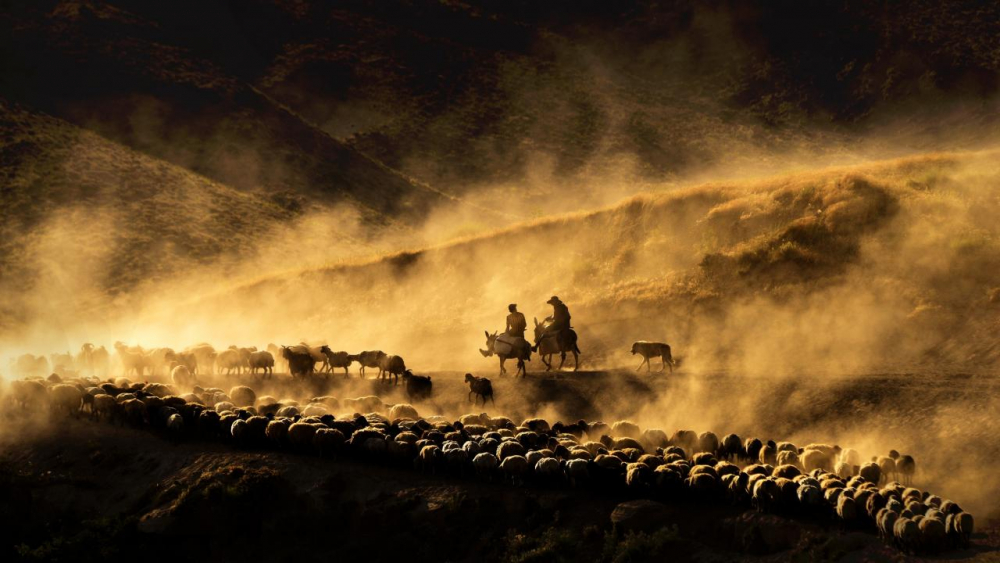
[0,0,455,223]
[114,149,1000,374]
[1,1,999,361]
[0,102,335,332]
[3,1,998,220]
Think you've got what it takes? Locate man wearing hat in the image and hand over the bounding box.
[505,303,527,338]
[546,295,571,334]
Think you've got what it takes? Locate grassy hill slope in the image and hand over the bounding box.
[0,102,326,331]
[122,149,1000,373]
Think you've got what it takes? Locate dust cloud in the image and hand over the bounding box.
[3,85,1000,524]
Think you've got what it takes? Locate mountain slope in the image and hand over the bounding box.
[0,102,312,330]
[0,0,455,226]
[120,149,1000,373]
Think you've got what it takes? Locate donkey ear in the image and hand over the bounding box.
[485,330,489,338]
[533,317,539,326]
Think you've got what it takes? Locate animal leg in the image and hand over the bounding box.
[558,352,566,370]
[573,351,579,371]
[636,358,647,371]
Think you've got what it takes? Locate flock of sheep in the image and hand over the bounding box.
[3,362,975,555]
[11,342,410,383]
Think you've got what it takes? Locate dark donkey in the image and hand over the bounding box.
[532,317,580,371]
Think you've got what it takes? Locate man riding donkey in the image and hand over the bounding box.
[480,304,533,376]
[532,296,581,371]
[534,296,570,350]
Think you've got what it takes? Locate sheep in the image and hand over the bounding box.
[288,422,320,450]
[894,517,919,552]
[801,447,834,472]
[522,418,551,432]
[859,462,881,485]
[388,403,419,421]
[837,494,859,524]
[625,462,653,490]
[166,413,184,442]
[356,350,387,378]
[184,344,217,376]
[92,394,117,422]
[321,350,353,376]
[313,428,345,458]
[896,455,916,485]
[215,348,243,375]
[719,434,744,460]
[630,341,674,373]
[776,450,800,468]
[10,379,48,410]
[229,386,256,407]
[952,512,974,548]
[499,455,529,485]
[670,430,698,453]
[797,484,822,507]
[641,428,668,449]
[773,464,801,479]
[120,398,147,426]
[742,438,762,463]
[170,365,196,390]
[292,343,327,369]
[378,355,406,385]
[49,384,84,418]
[143,383,174,398]
[281,346,315,379]
[496,440,526,460]
[697,432,720,454]
[416,445,441,474]
[611,420,641,439]
[464,451,495,479]
[114,343,147,377]
[265,419,289,447]
[876,456,896,484]
[301,403,328,417]
[752,478,778,512]
[759,441,778,465]
[877,508,899,541]
[465,374,494,406]
[919,516,946,553]
[145,348,177,377]
[396,371,432,403]
[248,351,274,378]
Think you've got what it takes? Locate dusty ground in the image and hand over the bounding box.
[3,368,1000,562]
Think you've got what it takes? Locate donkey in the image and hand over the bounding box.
[480,330,530,377]
[532,318,580,371]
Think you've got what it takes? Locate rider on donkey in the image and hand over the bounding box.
[505,303,527,338]
[534,296,571,351]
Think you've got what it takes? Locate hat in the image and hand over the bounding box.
[546,296,560,305]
